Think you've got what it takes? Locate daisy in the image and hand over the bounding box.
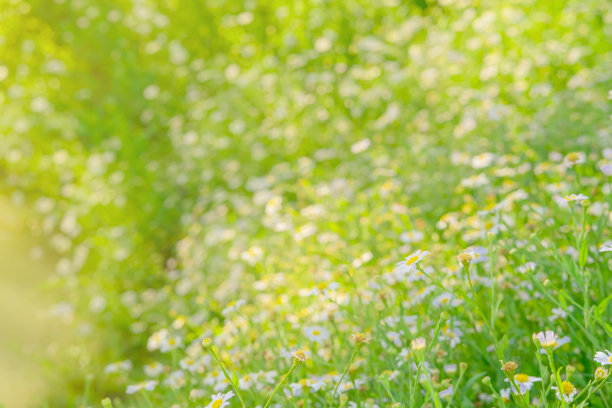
[505,373,541,394]
[143,362,164,377]
[126,380,157,394]
[410,337,426,351]
[292,349,311,362]
[563,152,586,167]
[205,391,234,408]
[396,348,412,366]
[160,336,182,353]
[595,366,609,380]
[432,292,462,308]
[533,330,559,348]
[439,385,453,399]
[394,250,431,275]
[599,241,612,253]
[303,325,330,343]
[104,360,132,373]
[594,350,612,365]
[500,388,511,403]
[399,230,424,243]
[553,381,577,403]
[564,193,589,202]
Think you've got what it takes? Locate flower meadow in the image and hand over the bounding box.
[1,0,612,407]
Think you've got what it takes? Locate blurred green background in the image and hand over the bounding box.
[1,0,611,406]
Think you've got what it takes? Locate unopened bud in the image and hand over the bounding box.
[482,376,491,386]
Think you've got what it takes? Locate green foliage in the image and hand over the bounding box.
[1,0,612,406]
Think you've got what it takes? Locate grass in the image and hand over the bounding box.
[0,0,611,407]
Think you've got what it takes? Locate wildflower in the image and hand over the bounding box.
[458,246,488,266]
[595,366,609,380]
[432,292,462,308]
[594,350,612,365]
[552,381,577,403]
[292,349,311,363]
[517,262,536,273]
[439,384,453,399]
[563,152,586,167]
[201,337,213,348]
[303,325,330,343]
[160,336,182,352]
[205,391,234,408]
[394,250,431,275]
[410,337,426,351]
[599,241,612,253]
[500,388,511,402]
[125,380,157,394]
[457,252,473,266]
[104,360,132,373]
[399,230,424,243]
[143,362,164,377]
[289,378,326,395]
[505,373,541,394]
[501,361,518,373]
[564,193,589,202]
[533,330,559,349]
[351,332,370,347]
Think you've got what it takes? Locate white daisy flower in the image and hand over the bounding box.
[126,380,157,394]
[599,241,612,253]
[399,230,424,243]
[394,250,431,275]
[205,391,234,408]
[594,350,612,365]
[533,330,559,348]
[552,381,577,403]
[505,373,541,394]
[303,325,330,343]
[439,385,453,399]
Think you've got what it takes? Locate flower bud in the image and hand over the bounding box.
[501,360,518,373]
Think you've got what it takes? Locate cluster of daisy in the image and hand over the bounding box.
[1,0,612,406]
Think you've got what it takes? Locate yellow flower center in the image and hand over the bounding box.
[211,398,223,408]
[515,374,529,383]
[566,152,580,161]
[406,255,420,265]
[313,330,320,336]
[608,356,612,363]
[561,381,574,395]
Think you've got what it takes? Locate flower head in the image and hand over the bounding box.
[533,330,558,349]
[501,360,518,373]
[394,250,431,275]
[411,337,426,352]
[594,350,612,365]
[595,366,609,380]
[553,381,577,403]
[351,332,370,347]
[292,349,311,363]
[505,373,541,394]
[205,391,234,408]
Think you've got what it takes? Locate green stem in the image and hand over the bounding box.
[331,349,358,404]
[209,346,247,408]
[264,362,298,408]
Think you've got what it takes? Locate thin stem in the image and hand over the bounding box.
[209,346,247,408]
[331,349,358,403]
[264,362,298,408]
